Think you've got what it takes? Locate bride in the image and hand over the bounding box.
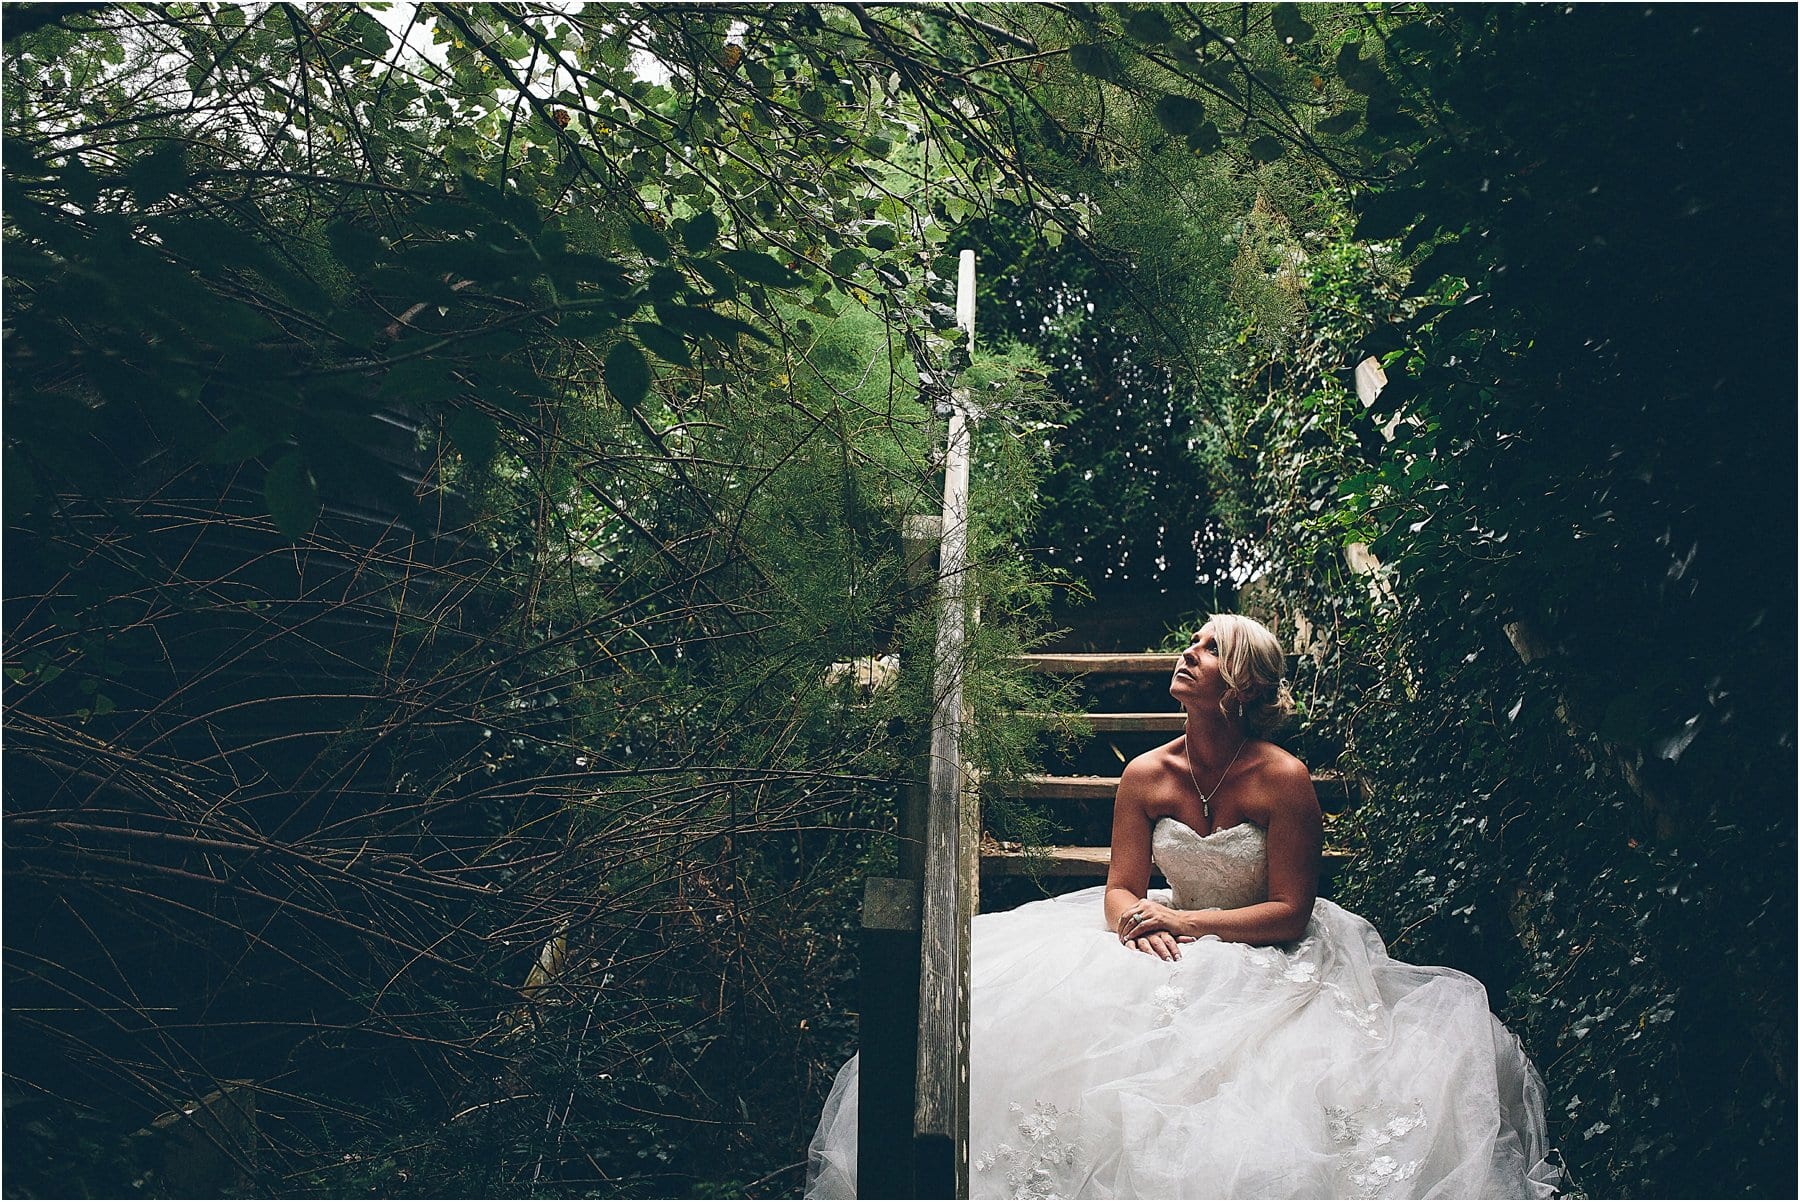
[806,614,1560,1199]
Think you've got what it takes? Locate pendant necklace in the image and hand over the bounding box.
[1184,721,1247,833]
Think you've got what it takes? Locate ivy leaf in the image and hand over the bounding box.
[1336,42,1385,95]
[327,221,385,271]
[717,249,802,288]
[1186,121,1223,154]
[126,140,188,207]
[205,425,284,464]
[1354,187,1424,241]
[632,321,692,366]
[604,340,652,405]
[446,408,498,465]
[264,452,319,540]
[1068,42,1119,81]
[657,305,771,346]
[1152,94,1207,136]
[1272,3,1315,45]
[1123,8,1173,44]
[628,222,673,261]
[690,258,737,300]
[681,210,720,253]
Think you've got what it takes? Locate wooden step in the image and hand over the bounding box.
[980,841,1356,877]
[1006,771,1363,812]
[1013,653,1175,675]
[1018,711,1186,733]
[1014,651,1304,675]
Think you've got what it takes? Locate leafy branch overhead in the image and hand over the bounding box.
[4,3,1064,538]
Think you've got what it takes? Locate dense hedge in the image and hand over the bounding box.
[1194,10,1795,1192]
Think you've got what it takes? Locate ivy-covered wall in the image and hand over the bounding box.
[1194,9,1796,1181]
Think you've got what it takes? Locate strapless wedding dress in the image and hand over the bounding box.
[805,819,1559,1199]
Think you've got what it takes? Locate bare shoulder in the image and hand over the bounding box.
[1123,737,1181,780]
[1117,741,1179,804]
[1249,744,1320,817]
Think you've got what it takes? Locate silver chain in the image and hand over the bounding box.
[1183,722,1247,831]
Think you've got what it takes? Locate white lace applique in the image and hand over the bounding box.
[1151,964,1187,1026]
[974,1101,1082,1199]
[1321,981,1385,1038]
[1282,934,1321,982]
[1325,1102,1427,1197]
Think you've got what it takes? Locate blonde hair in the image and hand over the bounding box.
[1208,613,1295,737]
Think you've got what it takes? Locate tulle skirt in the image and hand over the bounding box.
[806,886,1559,1199]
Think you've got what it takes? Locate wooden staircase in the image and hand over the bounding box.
[979,651,1361,892]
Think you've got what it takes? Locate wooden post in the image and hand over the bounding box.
[859,877,921,1199]
[898,515,944,884]
[913,248,976,1200]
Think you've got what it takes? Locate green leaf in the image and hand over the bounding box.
[628,222,672,261]
[1248,136,1285,163]
[327,221,385,271]
[557,305,622,339]
[1336,42,1385,95]
[864,223,898,251]
[1153,94,1207,136]
[690,258,737,299]
[379,357,454,402]
[446,408,497,464]
[798,88,826,119]
[1354,187,1424,241]
[205,425,284,464]
[646,266,686,302]
[264,453,319,539]
[1169,120,1215,156]
[828,248,866,277]
[657,305,771,346]
[1123,8,1173,44]
[632,321,692,366]
[717,249,802,288]
[604,340,652,405]
[1272,3,1315,45]
[1067,42,1119,81]
[681,210,720,254]
[863,134,893,157]
[1366,97,1424,143]
[1316,109,1362,136]
[126,141,188,207]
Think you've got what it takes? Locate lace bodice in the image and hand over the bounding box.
[1152,818,1269,911]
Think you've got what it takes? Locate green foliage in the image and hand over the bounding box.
[1185,9,1794,1193]
[2,5,1067,1196]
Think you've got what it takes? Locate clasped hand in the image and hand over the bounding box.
[1118,899,1196,961]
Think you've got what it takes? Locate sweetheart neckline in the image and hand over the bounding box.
[1153,816,1264,841]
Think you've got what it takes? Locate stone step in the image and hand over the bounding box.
[1006,771,1363,813]
[979,841,1356,877]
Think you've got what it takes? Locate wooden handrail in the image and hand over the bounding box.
[855,252,976,1200]
[912,248,976,1198]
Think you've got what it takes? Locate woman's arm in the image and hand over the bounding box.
[1103,759,1156,934]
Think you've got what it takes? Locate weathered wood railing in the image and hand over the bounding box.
[857,250,977,1199]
